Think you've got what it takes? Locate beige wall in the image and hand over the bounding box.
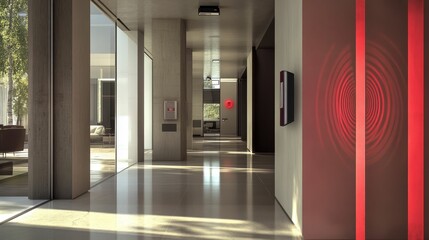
[28,0,51,199]
[274,0,303,232]
[53,0,90,199]
[152,19,187,161]
[220,80,238,136]
[186,49,193,148]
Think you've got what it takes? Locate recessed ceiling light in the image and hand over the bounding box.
[198,6,220,16]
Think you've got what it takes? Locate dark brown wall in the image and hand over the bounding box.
[302,0,356,238]
[365,1,408,238]
[253,49,275,153]
[251,19,275,153]
[238,72,247,140]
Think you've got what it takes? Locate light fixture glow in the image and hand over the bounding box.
[198,6,220,16]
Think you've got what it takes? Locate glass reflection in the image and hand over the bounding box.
[90,2,116,186]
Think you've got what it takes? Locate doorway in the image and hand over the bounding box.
[220,78,238,136]
[202,78,238,137]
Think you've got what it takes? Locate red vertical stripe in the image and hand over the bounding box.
[408,0,424,238]
[356,0,366,239]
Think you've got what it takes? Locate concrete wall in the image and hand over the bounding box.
[192,53,203,137]
[274,0,303,232]
[192,82,203,137]
[53,0,90,199]
[152,19,187,161]
[220,80,238,136]
[28,0,51,199]
[246,51,253,152]
[186,49,193,148]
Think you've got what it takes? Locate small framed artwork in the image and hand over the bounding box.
[280,71,294,126]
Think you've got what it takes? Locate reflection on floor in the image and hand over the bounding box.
[0,198,45,224]
[0,137,301,239]
[0,149,46,225]
[0,146,117,224]
[0,146,119,194]
[0,149,29,196]
[90,146,115,186]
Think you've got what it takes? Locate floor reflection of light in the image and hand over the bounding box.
[226,151,254,155]
[203,161,220,185]
[138,165,270,174]
[117,162,130,172]
[144,162,152,216]
[11,209,301,239]
[90,163,104,171]
[188,151,254,155]
[189,151,220,154]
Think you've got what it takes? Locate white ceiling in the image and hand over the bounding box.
[99,0,274,80]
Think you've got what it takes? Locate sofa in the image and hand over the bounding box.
[0,127,26,155]
[90,125,105,143]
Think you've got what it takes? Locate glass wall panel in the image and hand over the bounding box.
[0,0,46,223]
[0,0,29,196]
[90,3,116,185]
[144,54,152,151]
[116,28,138,172]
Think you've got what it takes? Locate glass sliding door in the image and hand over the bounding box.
[116,27,138,172]
[90,2,116,185]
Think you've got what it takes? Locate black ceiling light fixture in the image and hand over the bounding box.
[198,6,220,16]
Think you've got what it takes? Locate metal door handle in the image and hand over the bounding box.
[222,118,228,121]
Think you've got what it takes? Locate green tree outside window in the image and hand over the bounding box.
[0,0,28,125]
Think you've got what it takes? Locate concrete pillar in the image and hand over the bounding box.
[192,75,203,137]
[152,19,187,161]
[28,0,51,199]
[53,0,90,198]
[138,31,145,162]
[186,49,193,149]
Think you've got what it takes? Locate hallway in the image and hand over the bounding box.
[0,138,301,239]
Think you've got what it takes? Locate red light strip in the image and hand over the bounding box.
[408,0,424,238]
[356,0,366,239]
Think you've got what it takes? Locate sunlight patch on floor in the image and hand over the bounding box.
[9,208,301,239]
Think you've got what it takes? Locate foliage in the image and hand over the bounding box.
[0,0,28,76]
[204,104,220,120]
[0,0,28,124]
[13,74,27,125]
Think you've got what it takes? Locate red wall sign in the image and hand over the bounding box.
[224,99,234,109]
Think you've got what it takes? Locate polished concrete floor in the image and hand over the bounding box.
[90,146,116,186]
[0,138,301,239]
